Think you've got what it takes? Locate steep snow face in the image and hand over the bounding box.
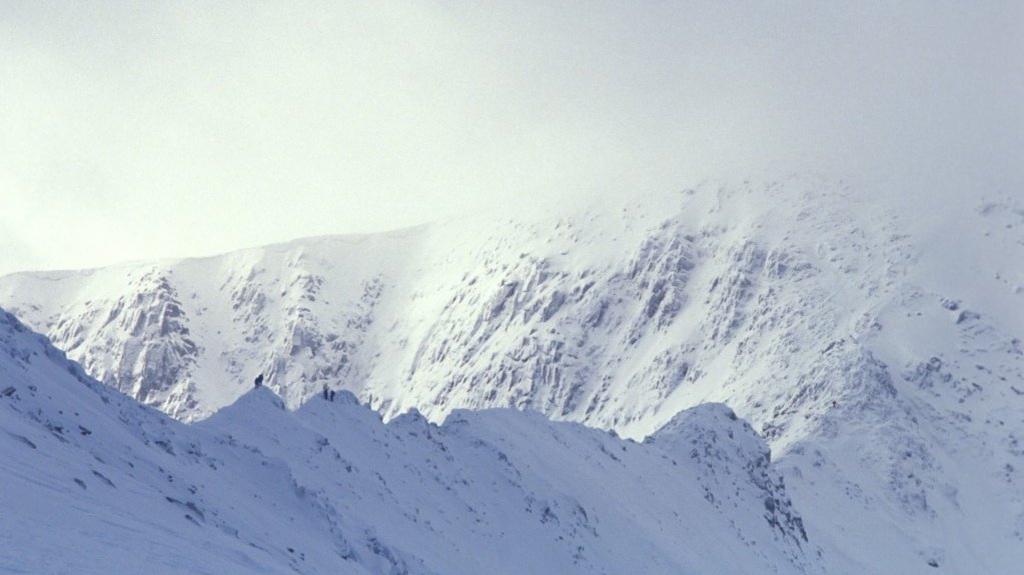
[0,230,421,420]
[0,307,816,574]
[1,177,1022,571]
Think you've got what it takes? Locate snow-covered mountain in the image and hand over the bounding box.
[2,176,1023,572]
[0,306,815,574]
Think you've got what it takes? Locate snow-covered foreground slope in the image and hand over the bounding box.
[1,177,1022,571]
[0,306,816,574]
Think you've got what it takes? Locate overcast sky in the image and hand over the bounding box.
[2,1,1021,276]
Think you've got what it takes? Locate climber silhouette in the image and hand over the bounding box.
[254,374,264,388]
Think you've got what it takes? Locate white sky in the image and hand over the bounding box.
[2,1,1022,276]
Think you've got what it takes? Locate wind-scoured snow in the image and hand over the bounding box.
[0,307,814,574]
[1,177,1022,572]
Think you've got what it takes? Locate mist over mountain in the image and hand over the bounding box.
[2,2,1021,276]
[3,2,1023,573]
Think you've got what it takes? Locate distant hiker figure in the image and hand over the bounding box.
[322,384,337,402]
[254,374,264,388]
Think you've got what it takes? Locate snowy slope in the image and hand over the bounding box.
[0,306,816,574]
[1,176,1023,571]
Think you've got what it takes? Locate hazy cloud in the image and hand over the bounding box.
[1,1,1021,275]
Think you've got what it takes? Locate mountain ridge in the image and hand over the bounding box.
[0,304,816,573]
[2,177,1022,572]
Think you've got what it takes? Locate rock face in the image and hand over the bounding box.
[47,271,201,416]
[648,403,808,546]
[1,177,1023,572]
[0,306,815,574]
